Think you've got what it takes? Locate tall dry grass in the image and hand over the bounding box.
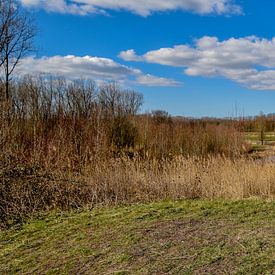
[1,156,274,226]
[80,156,275,201]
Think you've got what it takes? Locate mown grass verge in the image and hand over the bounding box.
[0,200,274,274]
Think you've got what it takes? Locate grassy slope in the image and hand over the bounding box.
[0,200,274,274]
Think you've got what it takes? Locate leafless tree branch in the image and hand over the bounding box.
[0,0,36,100]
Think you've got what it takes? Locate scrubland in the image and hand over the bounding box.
[1,77,274,225]
[0,78,274,226]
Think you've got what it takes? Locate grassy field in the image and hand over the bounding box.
[245,132,275,145]
[245,132,275,158]
[245,132,275,142]
[0,200,274,274]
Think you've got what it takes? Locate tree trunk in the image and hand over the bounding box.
[5,55,9,100]
[5,73,9,100]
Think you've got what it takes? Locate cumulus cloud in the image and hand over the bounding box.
[19,0,99,15]
[19,0,242,16]
[137,74,180,87]
[118,50,143,62]
[17,55,138,80]
[14,55,179,87]
[119,36,275,90]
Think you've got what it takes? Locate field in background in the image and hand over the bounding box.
[1,200,274,274]
[245,132,275,159]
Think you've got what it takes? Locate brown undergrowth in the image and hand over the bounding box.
[1,156,274,227]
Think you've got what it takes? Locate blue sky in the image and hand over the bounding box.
[17,0,275,117]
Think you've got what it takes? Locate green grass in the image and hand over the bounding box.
[250,144,267,152]
[0,200,274,274]
[245,132,275,142]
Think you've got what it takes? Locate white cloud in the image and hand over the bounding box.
[19,0,98,15]
[137,74,180,87]
[119,36,275,90]
[16,55,137,80]
[19,0,242,16]
[14,55,179,87]
[118,50,143,62]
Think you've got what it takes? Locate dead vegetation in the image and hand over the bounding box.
[0,77,274,226]
[1,155,274,226]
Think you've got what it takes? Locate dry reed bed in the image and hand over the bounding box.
[1,156,274,226]
[86,156,275,202]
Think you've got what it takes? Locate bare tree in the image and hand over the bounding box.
[0,0,10,65]
[98,83,121,116]
[0,0,36,100]
[98,83,143,117]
